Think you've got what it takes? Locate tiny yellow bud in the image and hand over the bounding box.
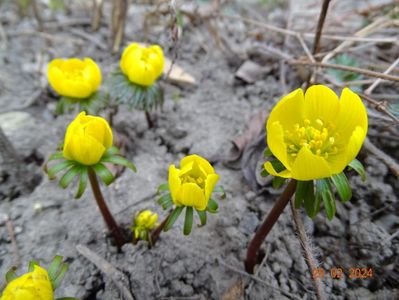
[133,210,158,240]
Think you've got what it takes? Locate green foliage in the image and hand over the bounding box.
[108,70,164,112]
[56,91,109,115]
[328,54,363,92]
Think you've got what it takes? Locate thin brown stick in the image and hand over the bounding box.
[289,60,399,83]
[31,0,43,31]
[290,199,326,300]
[312,0,331,56]
[111,0,128,53]
[363,138,399,177]
[76,244,135,300]
[245,180,297,274]
[88,168,127,250]
[5,216,21,268]
[145,111,154,129]
[91,0,104,31]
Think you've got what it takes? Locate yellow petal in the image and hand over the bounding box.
[64,132,105,165]
[264,161,292,178]
[345,126,366,164]
[266,121,290,169]
[179,183,207,211]
[334,88,368,142]
[148,45,164,77]
[83,58,102,91]
[168,164,182,205]
[48,59,67,96]
[61,79,93,98]
[120,43,141,72]
[79,114,113,147]
[204,173,219,203]
[180,154,215,175]
[303,85,340,124]
[267,88,305,131]
[290,147,332,180]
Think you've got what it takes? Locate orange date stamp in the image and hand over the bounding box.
[312,267,373,280]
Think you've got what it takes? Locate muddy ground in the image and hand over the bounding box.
[0,0,398,299]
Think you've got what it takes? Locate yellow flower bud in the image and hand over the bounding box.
[63,112,113,165]
[133,210,158,239]
[120,43,164,87]
[0,265,53,300]
[48,57,102,99]
[169,155,220,211]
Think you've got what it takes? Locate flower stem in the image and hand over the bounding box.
[88,168,126,251]
[245,179,297,274]
[144,111,154,129]
[149,210,173,247]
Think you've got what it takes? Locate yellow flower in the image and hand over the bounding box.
[120,43,164,87]
[48,57,102,98]
[264,85,368,181]
[133,210,158,239]
[63,112,113,165]
[169,155,220,211]
[0,265,53,300]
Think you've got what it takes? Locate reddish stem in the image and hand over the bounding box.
[149,210,173,247]
[145,111,154,129]
[88,168,126,251]
[245,180,297,274]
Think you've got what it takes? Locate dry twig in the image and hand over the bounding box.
[364,57,399,95]
[290,200,326,300]
[76,244,135,300]
[363,138,399,177]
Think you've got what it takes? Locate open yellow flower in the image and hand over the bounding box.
[48,57,102,98]
[63,112,113,165]
[0,265,53,300]
[264,85,368,181]
[120,43,164,87]
[133,210,158,239]
[169,155,219,211]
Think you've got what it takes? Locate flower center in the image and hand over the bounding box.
[285,118,338,159]
[180,161,206,188]
[64,69,85,81]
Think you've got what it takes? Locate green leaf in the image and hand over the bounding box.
[28,260,39,272]
[5,267,17,282]
[183,207,194,235]
[196,210,207,226]
[92,163,114,185]
[348,159,366,181]
[157,193,174,210]
[48,255,63,282]
[164,206,184,231]
[295,180,314,209]
[157,183,169,194]
[75,167,88,199]
[316,179,336,220]
[48,152,64,162]
[303,181,319,218]
[331,173,352,202]
[272,176,286,189]
[207,199,218,213]
[101,155,137,172]
[47,160,75,178]
[269,160,286,173]
[52,263,68,290]
[59,165,82,189]
[102,146,120,158]
[263,147,273,157]
[261,169,269,177]
[213,185,226,199]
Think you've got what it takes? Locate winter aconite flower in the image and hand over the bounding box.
[0,265,53,300]
[264,85,368,181]
[63,112,113,165]
[48,57,102,98]
[120,43,164,87]
[169,155,220,211]
[132,210,158,240]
